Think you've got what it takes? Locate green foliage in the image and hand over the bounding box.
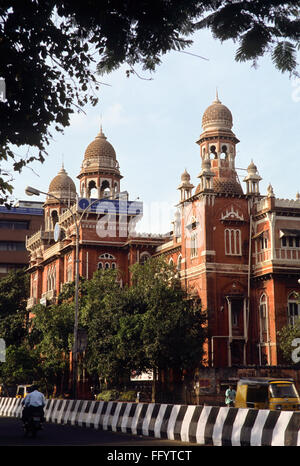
[0,270,31,386]
[278,320,300,363]
[83,258,206,382]
[0,344,40,386]
[29,302,76,388]
[95,389,136,402]
[197,1,300,76]
[0,269,29,318]
[95,389,120,402]
[118,390,137,402]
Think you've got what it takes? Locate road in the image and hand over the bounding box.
[0,416,197,447]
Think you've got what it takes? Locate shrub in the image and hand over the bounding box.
[118,390,136,402]
[96,389,119,401]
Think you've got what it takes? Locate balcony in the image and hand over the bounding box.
[254,247,300,267]
[275,248,300,262]
[26,297,37,309]
[40,289,56,306]
[26,230,53,249]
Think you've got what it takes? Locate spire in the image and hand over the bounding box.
[214,87,221,104]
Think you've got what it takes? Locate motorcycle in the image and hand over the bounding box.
[22,408,44,438]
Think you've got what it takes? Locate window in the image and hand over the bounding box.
[0,220,28,230]
[191,232,198,258]
[260,236,268,250]
[288,293,300,326]
[140,252,151,265]
[259,294,268,333]
[281,236,300,248]
[177,255,182,272]
[66,255,73,282]
[225,229,241,255]
[47,265,56,291]
[0,241,26,251]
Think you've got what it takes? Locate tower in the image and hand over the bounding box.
[77,126,122,199]
[196,92,242,196]
[243,160,262,195]
[178,169,194,202]
[44,165,76,231]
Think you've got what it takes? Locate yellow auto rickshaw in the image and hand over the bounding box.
[235,377,300,411]
[16,384,32,399]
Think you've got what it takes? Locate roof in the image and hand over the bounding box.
[238,377,294,385]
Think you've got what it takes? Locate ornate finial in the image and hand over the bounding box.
[97,122,106,139]
[267,183,275,197]
[214,87,221,103]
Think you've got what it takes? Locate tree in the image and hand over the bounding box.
[0,269,33,389]
[83,258,206,400]
[278,319,300,364]
[29,302,76,396]
[0,1,299,203]
[0,269,29,347]
[197,1,300,75]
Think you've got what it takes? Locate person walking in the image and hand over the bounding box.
[225,384,236,407]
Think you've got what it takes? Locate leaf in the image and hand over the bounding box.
[272,41,298,74]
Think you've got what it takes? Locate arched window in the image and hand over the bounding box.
[51,210,58,229]
[100,180,110,198]
[177,255,182,272]
[191,232,198,258]
[66,254,73,282]
[140,252,151,265]
[88,180,97,198]
[288,292,300,326]
[259,293,268,335]
[225,229,241,256]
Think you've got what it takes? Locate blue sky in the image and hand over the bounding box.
[11,29,300,233]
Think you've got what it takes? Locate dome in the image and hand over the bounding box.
[202,94,233,131]
[47,165,76,203]
[213,177,243,195]
[181,169,191,182]
[247,160,257,174]
[84,127,116,160]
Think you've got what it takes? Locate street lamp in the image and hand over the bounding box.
[25,185,97,399]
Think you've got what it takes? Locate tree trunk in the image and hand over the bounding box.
[151,367,157,403]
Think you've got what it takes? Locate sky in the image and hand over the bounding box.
[10,29,300,234]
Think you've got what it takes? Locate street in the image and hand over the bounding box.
[0,416,196,447]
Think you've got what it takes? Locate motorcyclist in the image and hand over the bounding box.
[22,384,46,423]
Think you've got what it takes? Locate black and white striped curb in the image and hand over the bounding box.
[0,397,299,446]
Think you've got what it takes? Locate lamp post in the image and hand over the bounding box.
[25,185,99,399]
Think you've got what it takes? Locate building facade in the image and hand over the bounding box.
[157,94,300,368]
[25,96,300,372]
[0,200,43,277]
[25,127,165,311]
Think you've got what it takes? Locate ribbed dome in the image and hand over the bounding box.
[202,94,233,131]
[84,127,116,160]
[213,177,243,195]
[47,166,76,203]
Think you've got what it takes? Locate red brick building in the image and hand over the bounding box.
[26,96,300,372]
[156,94,300,368]
[25,127,164,311]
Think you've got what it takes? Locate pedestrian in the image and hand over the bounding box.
[225,384,236,407]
